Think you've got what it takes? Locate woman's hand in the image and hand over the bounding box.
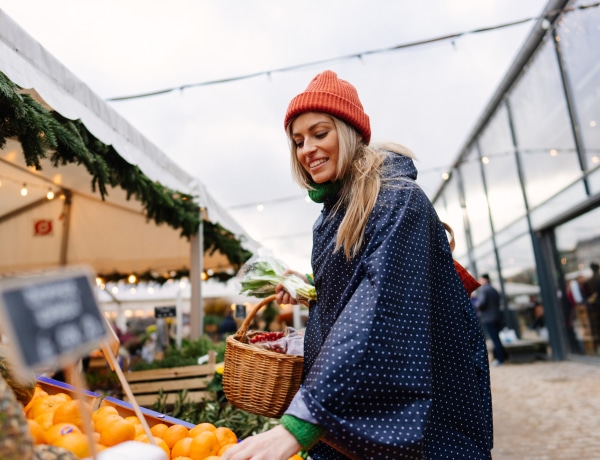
[219,425,301,460]
[275,269,309,306]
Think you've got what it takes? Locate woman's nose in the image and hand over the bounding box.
[302,138,317,154]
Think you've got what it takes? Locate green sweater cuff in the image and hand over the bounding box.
[280,414,326,450]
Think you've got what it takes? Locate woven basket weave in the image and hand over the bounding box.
[223,294,304,418]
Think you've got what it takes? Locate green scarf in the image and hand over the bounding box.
[308,180,344,203]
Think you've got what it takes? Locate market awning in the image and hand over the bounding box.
[0,9,257,337]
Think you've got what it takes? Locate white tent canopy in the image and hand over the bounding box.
[0,9,257,337]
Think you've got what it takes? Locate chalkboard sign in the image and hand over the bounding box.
[235,304,246,319]
[0,266,108,374]
[155,306,176,318]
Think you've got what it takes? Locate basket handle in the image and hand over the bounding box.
[442,222,456,253]
[233,294,278,343]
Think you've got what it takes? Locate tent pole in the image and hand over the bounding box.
[189,216,204,340]
[59,190,73,266]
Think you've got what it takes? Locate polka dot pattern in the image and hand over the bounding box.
[302,153,493,460]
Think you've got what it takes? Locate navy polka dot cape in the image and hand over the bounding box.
[302,153,493,459]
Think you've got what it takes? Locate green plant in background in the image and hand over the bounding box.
[151,384,279,440]
[129,335,225,371]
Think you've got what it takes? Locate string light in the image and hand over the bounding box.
[46,188,55,200]
[106,2,600,102]
[128,274,137,283]
[20,183,27,196]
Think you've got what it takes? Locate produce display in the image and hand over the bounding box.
[19,381,240,459]
[0,369,306,460]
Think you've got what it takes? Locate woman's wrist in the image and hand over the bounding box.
[280,414,326,450]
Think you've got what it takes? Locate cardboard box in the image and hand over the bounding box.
[36,375,102,410]
[100,396,195,428]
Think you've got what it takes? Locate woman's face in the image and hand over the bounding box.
[291,112,339,184]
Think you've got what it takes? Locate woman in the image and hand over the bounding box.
[222,70,493,459]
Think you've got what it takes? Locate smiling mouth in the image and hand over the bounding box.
[309,158,328,169]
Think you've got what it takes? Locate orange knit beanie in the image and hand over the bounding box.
[284,70,371,144]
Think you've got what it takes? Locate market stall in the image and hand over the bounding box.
[0,9,258,338]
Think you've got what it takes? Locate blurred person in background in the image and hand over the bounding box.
[476,274,507,367]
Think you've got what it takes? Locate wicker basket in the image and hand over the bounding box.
[223,294,304,418]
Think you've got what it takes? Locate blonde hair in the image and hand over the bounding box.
[288,115,415,260]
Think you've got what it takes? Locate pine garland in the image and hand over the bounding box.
[0,72,252,281]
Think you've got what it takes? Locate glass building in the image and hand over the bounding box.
[433,0,600,361]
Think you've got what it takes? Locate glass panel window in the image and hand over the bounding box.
[530,180,587,229]
[558,2,600,184]
[479,104,527,232]
[460,147,492,247]
[494,218,529,248]
[554,206,600,357]
[509,39,581,209]
[474,251,498,283]
[434,175,468,259]
[497,233,539,338]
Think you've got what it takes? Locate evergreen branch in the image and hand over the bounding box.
[0,71,253,280]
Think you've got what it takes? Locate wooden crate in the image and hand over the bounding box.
[123,350,217,407]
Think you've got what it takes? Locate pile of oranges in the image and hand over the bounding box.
[22,384,238,459]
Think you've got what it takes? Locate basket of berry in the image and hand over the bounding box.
[222,294,304,419]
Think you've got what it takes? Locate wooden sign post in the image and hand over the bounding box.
[0,266,155,455]
[0,266,108,459]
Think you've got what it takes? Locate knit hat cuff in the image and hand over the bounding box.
[286,92,370,144]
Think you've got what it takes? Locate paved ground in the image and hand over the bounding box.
[490,358,600,459]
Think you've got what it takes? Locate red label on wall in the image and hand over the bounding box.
[34,219,53,236]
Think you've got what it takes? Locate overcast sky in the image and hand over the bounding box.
[2,0,549,274]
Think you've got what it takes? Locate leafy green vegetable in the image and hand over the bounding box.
[238,249,316,302]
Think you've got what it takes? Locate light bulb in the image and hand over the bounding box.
[47,189,55,200]
[20,184,28,196]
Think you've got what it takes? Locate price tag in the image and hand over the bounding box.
[0,266,108,375]
[154,306,176,318]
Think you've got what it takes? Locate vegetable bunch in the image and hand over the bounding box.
[237,248,317,302]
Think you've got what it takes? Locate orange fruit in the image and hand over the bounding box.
[134,423,145,437]
[100,418,136,447]
[189,431,219,460]
[214,426,237,447]
[163,424,190,449]
[52,399,93,430]
[218,443,236,455]
[52,432,92,458]
[188,422,216,437]
[171,436,193,458]
[53,392,72,402]
[95,413,123,433]
[150,422,169,439]
[136,434,170,458]
[45,423,82,444]
[34,411,56,431]
[24,386,48,413]
[27,419,46,444]
[288,455,303,460]
[125,415,141,425]
[203,457,221,460]
[172,458,193,460]
[92,405,119,423]
[27,395,67,420]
